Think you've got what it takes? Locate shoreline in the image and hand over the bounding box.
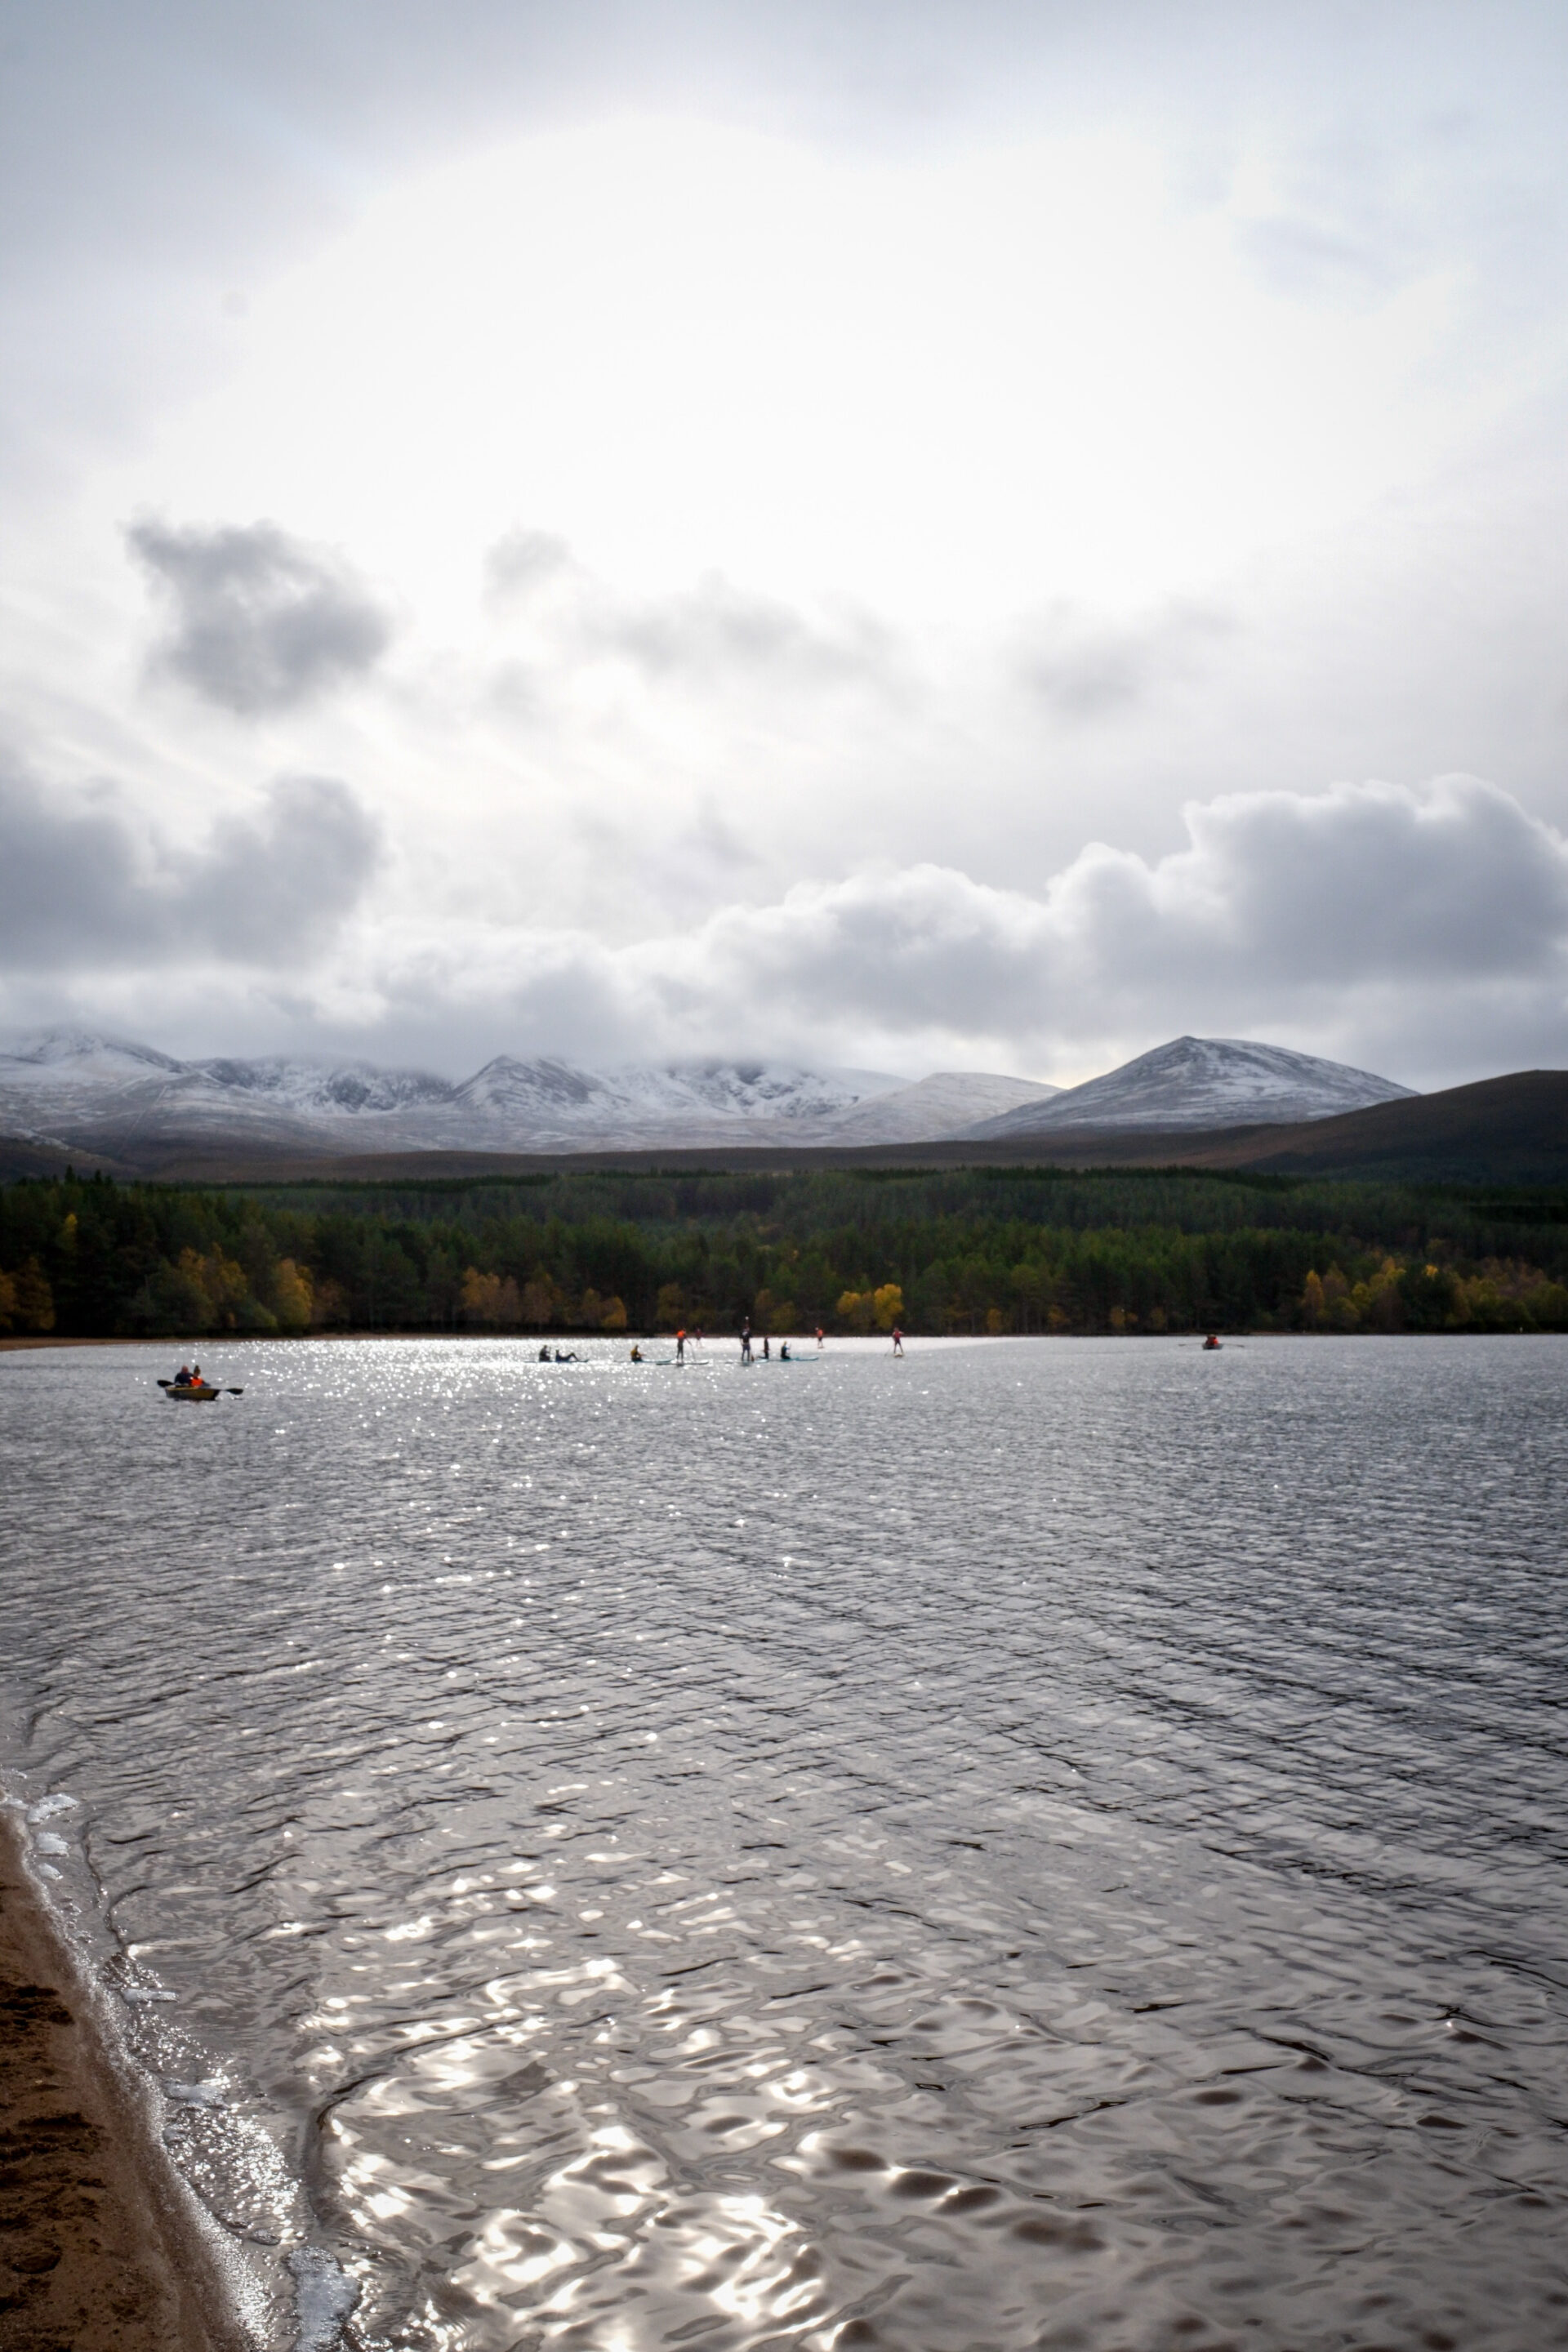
[3,1325,1561,1356]
[0,1806,243,2350]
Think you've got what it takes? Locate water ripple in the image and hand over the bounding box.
[2,1334,1566,2348]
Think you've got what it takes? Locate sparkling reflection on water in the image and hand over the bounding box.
[3,1334,1567,2351]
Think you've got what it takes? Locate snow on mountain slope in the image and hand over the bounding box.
[0,1030,1414,1158]
[0,1033,909,1155]
[0,1034,457,1153]
[451,1056,905,1140]
[3,1031,187,1081]
[826,1071,1058,1144]
[967,1036,1416,1136]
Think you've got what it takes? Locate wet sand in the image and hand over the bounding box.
[0,1809,236,2352]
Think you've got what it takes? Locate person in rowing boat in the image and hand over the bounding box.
[173,1363,194,1387]
[189,1363,203,1386]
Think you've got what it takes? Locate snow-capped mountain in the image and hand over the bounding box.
[827,1071,1058,1144]
[0,1030,1407,1163]
[447,1055,909,1137]
[0,1031,1000,1159]
[967,1036,1415,1136]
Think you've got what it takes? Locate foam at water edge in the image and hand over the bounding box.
[2,1778,298,2349]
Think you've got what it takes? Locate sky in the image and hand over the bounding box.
[3,0,1568,1089]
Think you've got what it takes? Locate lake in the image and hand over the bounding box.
[2,1334,1566,2351]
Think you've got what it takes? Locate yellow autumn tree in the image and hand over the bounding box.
[872,1283,903,1330]
[16,1261,56,1332]
[461,1267,502,1324]
[462,1272,523,1325]
[521,1275,557,1328]
[178,1248,250,1327]
[271,1258,314,1330]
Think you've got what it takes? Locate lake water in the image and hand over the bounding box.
[2,1334,1566,2352]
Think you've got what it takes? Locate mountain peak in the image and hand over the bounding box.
[968,1036,1416,1136]
[2,1029,188,1076]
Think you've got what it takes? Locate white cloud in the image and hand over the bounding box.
[13,774,1556,1089]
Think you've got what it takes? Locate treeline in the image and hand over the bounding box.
[2,1165,1567,1340]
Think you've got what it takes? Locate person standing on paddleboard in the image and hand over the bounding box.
[891,1326,904,1356]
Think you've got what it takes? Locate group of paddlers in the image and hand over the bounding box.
[532,1323,908,1365]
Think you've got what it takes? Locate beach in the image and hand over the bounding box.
[0,1807,233,2352]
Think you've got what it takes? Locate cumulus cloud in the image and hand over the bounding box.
[324,774,1568,1085]
[128,519,393,714]
[7,772,1563,1089]
[0,759,381,970]
[686,775,1568,1040]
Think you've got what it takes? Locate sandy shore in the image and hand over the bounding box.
[0,1807,241,2351]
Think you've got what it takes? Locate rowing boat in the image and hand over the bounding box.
[158,1380,243,1401]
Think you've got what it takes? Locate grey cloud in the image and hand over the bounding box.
[1020,603,1234,721]
[333,776,1568,1087]
[0,760,380,972]
[175,774,384,959]
[9,771,1562,1089]
[586,576,895,688]
[485,532,898,693]
[0,768,145,969]
[129,519,393,714]
[484,529,575,604]
[762,777,1568,1024]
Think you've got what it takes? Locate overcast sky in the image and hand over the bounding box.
[3,0,1568,1087]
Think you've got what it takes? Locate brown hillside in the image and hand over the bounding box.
[1210,1070,1568,1179]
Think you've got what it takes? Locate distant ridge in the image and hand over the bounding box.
[9,1070,1562,1187]
[969,1035,1414,1136]
[0,1031,1052,1164]
[1189,1070,1568,1183]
